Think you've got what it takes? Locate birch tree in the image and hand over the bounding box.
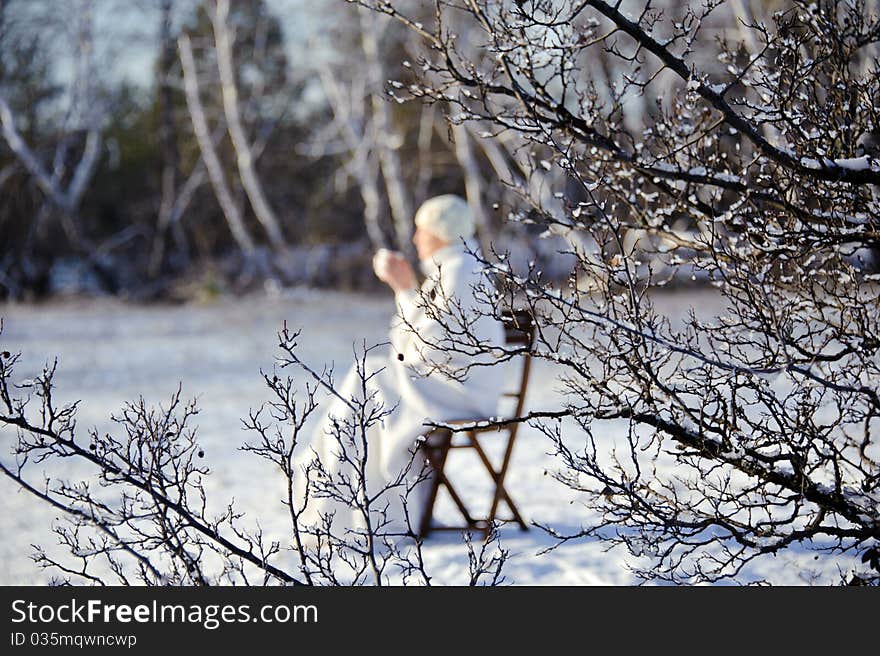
[211,0,287,251]
[178,33,257,255]
[315,60,388,249]
[148,0,189,276]
[451,122,492,250]
[359,8,416,258]
[0,1,103,248]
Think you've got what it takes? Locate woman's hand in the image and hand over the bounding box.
[373,249,417,293]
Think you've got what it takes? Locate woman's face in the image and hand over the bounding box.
[412,225,449,261]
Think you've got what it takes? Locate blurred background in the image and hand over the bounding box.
[0,0,582,301]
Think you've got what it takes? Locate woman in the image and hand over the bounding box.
[293,195,505,545]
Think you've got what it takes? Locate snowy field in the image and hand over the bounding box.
[0,288,857,585]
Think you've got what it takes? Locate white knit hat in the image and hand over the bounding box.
[414,194,475,242]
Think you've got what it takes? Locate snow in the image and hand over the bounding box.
[831,156,874,171]
[799,155,879,172]
[647,161,745,185]
[0,289,861,585]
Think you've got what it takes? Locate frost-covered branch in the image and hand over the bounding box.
[358,0,880,584]
[0,321,508,586]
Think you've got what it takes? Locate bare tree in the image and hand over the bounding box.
[0,1,104,247]
[355,0,880,584]
[311,52,388,249]
[211,0,287,251]
[0,321,508,585]
[0,96,101,245]
[414,104,438,203]
[178,32,257,256]
[360,8,416,258]
[148,0,188,277]
[303,5,429,253]
[451,121,492,249]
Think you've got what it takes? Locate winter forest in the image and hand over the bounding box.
[1,0,879,586]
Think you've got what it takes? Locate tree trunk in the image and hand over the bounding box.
[414,104,436,205]
[0,95,98,245]
[212,0,286,251]
[149,0,186,276]
[317,61,387,250]
[452,121,492,251]
[178,33,256,255]
[359,9,414,258]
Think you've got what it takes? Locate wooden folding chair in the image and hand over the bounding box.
[418,308,535,538]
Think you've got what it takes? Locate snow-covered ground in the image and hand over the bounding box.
[0,288,857,585]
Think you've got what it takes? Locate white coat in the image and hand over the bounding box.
[292,239,505,543]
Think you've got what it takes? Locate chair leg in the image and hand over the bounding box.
[419,431,450,537]
[436,469,479,527]
[489,429,525,529]
[467,432,528,531]
[419,429,480,536]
